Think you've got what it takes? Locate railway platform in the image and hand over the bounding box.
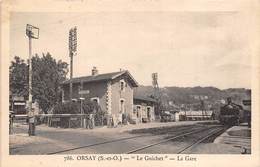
[10,120,216,139]
[10,120,251,154]
[214,124,251,154]
[10,120,216,154]
[172,124,251,154]
[93,120,217,133]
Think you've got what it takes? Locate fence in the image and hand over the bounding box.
[12,114,106,129]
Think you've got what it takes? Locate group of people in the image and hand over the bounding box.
[107,113,129,128]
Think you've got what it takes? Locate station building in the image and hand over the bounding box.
[61,67,139,125]
[133,95,156,124]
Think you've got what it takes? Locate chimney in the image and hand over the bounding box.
[92,66,98,76]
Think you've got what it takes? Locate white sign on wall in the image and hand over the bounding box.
[79,90,90,95]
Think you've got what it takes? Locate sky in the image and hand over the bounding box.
[10,12,252,89]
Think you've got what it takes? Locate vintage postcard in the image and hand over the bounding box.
[1,0,260,166]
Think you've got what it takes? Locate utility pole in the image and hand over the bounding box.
[26,24,39,136]
[68,27,77,100]
[26,24,39,115]
[28,34,32,108]
[199,96,205,120]
[152,73,162,120]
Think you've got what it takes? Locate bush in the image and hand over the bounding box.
[51,100,106,127]
[53,101,80,114]
[52,102,79,128]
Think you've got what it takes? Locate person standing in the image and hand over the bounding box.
[28,108,36,136]
[9,111,15,134]
[89,113,95,129]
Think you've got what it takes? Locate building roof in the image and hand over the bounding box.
[133,95,157,103]
[62,70,138,87]
[162,104,180,112]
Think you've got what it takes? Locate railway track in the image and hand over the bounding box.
[176,127,224,154]
[125,126,225,154]
[47,124,224,154]
[47,124,205,154]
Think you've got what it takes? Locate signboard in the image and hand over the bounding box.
[26,24,39,39]
[14,102,26,106]
[79,90,90,95]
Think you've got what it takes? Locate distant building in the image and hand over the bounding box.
[161,105,180,122]
[133,95,157,124]
[61,68,138,125]
[9,94,41,115]
[179,110,213,121]
[9,95,26,114]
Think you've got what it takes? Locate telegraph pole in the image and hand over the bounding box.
[68,27,77,100]
[70,51,73,79]
[28,34,32,110]
[199,96,205,120]
[26,24,39,115]
[26,24,39,136]
[152,73,162,120]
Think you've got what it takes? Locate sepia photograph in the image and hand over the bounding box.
[8,11,252,155]
[1,0,260,167]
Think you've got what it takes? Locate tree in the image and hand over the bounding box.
[9,56,28,96]
[9,53,69,113]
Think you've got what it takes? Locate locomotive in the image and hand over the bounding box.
[219,97,244,126]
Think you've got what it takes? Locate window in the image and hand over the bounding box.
[120,80,125,92]
[147,107,151,118]
[91,97,99,104]
[119,99,125,113]
[136,105,141,118]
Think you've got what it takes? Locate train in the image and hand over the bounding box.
[219,98,244,126]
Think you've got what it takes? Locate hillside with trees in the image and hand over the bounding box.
[134,85,250,110]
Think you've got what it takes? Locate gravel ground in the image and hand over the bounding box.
[10,120,230,154]
[185,143,243,154]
